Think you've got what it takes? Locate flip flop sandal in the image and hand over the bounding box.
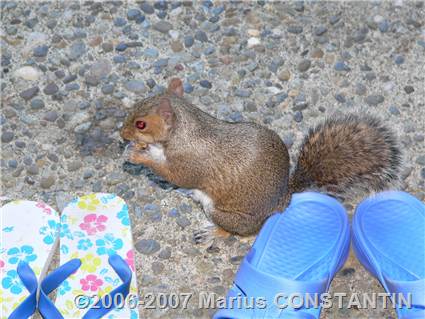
[214,192,350,319]
[1,200,60,319]
[38,193,139,319]
[352,191,425,319]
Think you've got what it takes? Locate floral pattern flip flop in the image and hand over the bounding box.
[54,193,139,319]
[1,200,60,318]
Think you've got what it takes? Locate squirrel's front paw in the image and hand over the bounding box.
[123,141,149,165]
[128,150,149,165]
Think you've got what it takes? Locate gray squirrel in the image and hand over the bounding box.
[121,78,401,237]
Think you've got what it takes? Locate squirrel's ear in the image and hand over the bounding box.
[157,98,174,124]
[167,78,184,97]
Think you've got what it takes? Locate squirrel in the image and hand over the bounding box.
[120,78,401,239]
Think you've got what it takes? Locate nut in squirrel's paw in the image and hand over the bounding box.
[133,141,148,151]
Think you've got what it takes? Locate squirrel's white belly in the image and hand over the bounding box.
[146,144,166,163]
[192,189,214,213]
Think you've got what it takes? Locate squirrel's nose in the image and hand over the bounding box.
[120,127,133,141]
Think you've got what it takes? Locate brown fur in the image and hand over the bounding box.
[289,115,401,197]
[121,78,401,236]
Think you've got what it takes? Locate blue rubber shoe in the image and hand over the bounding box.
[352,191,425,319]
[214,192,350,319]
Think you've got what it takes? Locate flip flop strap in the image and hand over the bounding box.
[82,254,132,319]
[38,255,132,319]
[383,275,425,308]
[39,258,82,319]
[8,261,38,319]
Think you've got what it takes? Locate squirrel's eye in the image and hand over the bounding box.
[135,120,146,130]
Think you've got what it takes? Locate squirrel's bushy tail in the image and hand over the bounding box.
[289,114,401,199]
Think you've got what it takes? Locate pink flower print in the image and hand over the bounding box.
[36,202,52,215]
[0,259,5,270]
[79,214,108,235]
[125,250,135,272]
[80,274,103,292]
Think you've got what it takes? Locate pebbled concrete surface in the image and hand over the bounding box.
[1,1,424,318]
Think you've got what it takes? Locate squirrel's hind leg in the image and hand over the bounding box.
[193,223,231,246]
[192,209,264,247]
[210,209,264,237]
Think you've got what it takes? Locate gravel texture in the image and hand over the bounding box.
[1,1,424,318]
